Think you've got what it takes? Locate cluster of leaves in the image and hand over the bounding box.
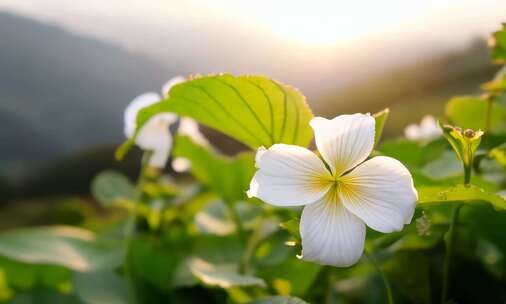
[0,28,505,304]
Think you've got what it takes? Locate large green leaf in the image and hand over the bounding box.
[445,96,506,133]
[417,184,506,210]
[138,74,314,149]
[0,226,123,272]
[173,135,255,203]
[248,296,309,304]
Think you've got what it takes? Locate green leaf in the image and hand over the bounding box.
[420,151,461,179]
[173,135,255,203]
[91,171,134,207]
[73,269,129,304]
[378,139,446,168]
[189,258,266,289]
[417,184,506,210]
[0,226,123,272]
[445,96,506,133]
[138,74,314,149]
[0,256,70,292]
[489,142,506,167]
[490,23,506,63]
[127,236,191,290]
[373,108,389,146]
[248,296,309,304]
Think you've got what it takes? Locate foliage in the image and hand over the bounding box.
[1,25,506,304]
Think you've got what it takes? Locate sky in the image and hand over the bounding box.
[1,0,505,98]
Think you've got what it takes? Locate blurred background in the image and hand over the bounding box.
[0,0,504,222]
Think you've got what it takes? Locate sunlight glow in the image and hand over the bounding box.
[234,0,469,46]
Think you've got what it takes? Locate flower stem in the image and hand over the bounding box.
[125,151,153,238]
[365,251,394,304]
[441,203,462,304]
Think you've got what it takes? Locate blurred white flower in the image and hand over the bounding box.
[171,117,210,173]
[178,117,209,146]
[172,157,192,173]
[404,115,442,141]
[247,114,417,267]
[123,76,184,168]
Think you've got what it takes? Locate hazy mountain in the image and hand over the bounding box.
[0,12,185,174]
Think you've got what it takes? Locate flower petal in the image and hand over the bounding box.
[310,114,375,176]
[247,144,332,206]
[339,156,418,233]
[172,157,191,172]
[178,117,209,146]
[136,113,175,168]
[300,193,366,267]
[124,93,161,138]
[161,76,185,97]
[150,147,170,168]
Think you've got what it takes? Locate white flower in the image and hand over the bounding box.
[171,117,210,173]
[404,115,442,141]
[247,114,418,267]
[124,76,184,168]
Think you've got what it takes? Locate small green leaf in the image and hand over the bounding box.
[248,296,309,304]
[490,23,506,63]
[138,74,314,149]
[417,184,506,210]
[445,96,506,133]
[91,171,134,207]
[173,135,255,203]
[189,258,266,289]
[489,142,506,167]
[373,108,389,146]
[0,226,123,272]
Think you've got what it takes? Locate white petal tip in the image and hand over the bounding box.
[300,254,361,268]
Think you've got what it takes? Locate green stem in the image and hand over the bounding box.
[463,162,472,186]
[125,152,153,238]
[441,203,462,304]
[365,251,394,304]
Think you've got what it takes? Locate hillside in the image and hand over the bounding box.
[0,12,183,174]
